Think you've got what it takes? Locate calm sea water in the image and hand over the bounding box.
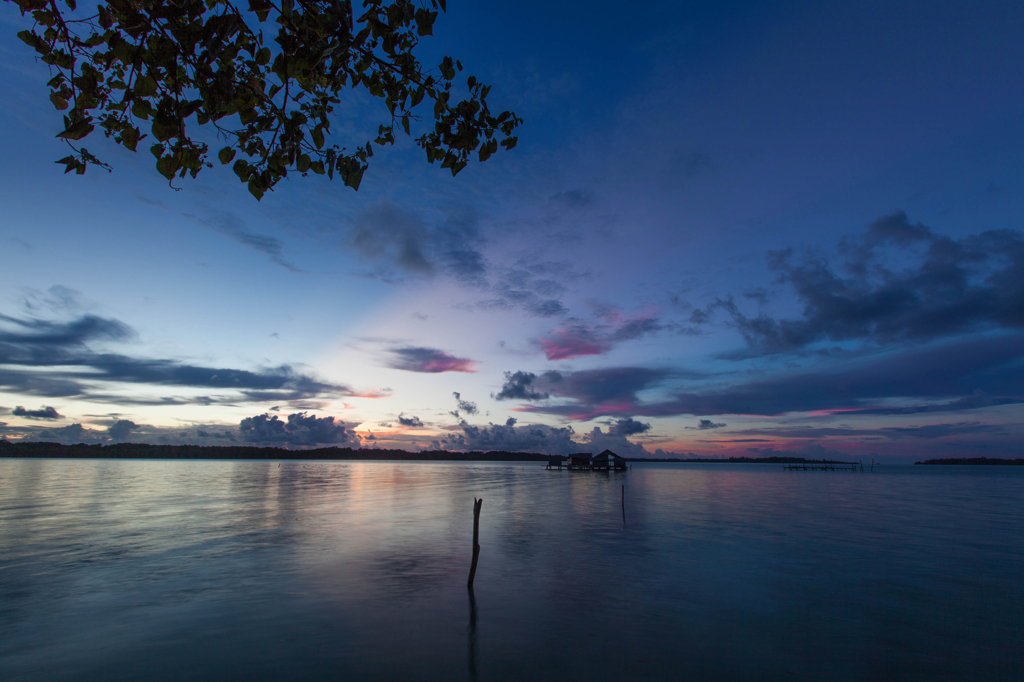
[0,459,1021,681]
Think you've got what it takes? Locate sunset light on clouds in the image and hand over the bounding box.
[2,0,1024,463]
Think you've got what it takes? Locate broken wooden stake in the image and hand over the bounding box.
[467,497,483,588]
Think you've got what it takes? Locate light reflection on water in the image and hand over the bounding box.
[1,460,1022,681]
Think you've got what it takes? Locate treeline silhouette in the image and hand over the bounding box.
[0,440,853,464]
[915,457,1024,465]
[0,441,550,461]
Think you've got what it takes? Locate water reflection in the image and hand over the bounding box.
[467,588,478,682]
[0,460,1022,681]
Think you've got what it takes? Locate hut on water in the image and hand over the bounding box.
[592,449,628,471]
[566,453,592,470]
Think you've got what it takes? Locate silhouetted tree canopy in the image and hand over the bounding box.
[8,0,521,199]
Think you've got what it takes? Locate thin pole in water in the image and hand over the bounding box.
[621,484,626,524]
[467,497,483,588]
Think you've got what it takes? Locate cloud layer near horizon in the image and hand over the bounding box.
[0,311,352,405]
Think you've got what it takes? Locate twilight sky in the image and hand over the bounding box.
[2,0,1023,462]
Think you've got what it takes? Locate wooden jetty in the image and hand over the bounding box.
[783,461,864,472]
[546,450,628,471]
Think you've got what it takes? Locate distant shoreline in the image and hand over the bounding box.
[914,457,1024,465]
[1,441,854,465]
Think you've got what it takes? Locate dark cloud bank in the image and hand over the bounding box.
[240,412,356,446]
[490,214,1024,427]
[710,211,1024,356]
[500,334,1024,420]
[430,417,653,457]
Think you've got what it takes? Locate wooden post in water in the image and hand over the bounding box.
[621,484,626,524]
[467,497,483,588]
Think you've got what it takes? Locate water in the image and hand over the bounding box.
[1,460,1021,681]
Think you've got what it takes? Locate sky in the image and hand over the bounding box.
[1,0,1023,462]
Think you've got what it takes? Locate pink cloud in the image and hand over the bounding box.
[538,309,664,360]
[539,329,610,360]
[388,346,479,373]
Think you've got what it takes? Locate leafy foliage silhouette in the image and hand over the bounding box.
[8,0,521,199]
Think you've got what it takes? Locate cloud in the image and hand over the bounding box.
[538,309,664,360]
[185,211,302,272]
[474,257,594,319]
[548,189,594,208]
[452,392,479,415]
[581,427,652,457]
[713,212,1024,355]
[539,327,610,360]
[387,347,478,373]
[239,412,356,446]
[687,419,727,430]
[478,289,568,318]
[0,311,352,403]
[646,334,1024,417]
[348,200,486,282]
[31,423,105,444]
[12,406,62,420]
[732,422,1005,441]
[108,419,139,441]
[20,285,84,316]
[433,419,581,456]
[0,311,135,350]
[430,416,652,457]
[517,334,1024,419]
[745,444,853,461]
[493,371,550,401]
[836,393,1024,416]
[514,367,671,420]
[398,413,424,427]
[607,417,651,436]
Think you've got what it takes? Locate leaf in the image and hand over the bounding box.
[311,126,325,150]
[296,154,311,173]
[55,155,81,174]
[56,117,94,141]
[156,155,178,180]
[218,147,236,164]
[49,92,69,110]
[135,75,157,98]
[17,30,47,54]
[132,100,154,120]
[247,177,265,200]
[151,120,177,143]
[120,126,141,152]
[233,158,251,181]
